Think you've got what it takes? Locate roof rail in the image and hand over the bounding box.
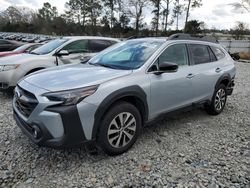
[167,33,219,44]
[127,36,147,40]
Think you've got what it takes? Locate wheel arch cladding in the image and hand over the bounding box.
[215,73,231,89]
[92,85,149,140]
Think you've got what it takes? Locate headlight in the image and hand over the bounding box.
[43,85,99,106]
[0,65,19,72]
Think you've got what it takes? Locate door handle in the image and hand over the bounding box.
[215,68,222,73]
[186,73,195,79]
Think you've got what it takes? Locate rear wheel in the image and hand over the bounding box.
[205,84,227,115]
[97,102,141,155]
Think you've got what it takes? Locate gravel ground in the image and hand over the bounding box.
[0,62,249,188]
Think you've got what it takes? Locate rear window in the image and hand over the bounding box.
[189,44,210,65]
[211,46,225,60]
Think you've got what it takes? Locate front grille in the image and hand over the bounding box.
[14,86,38,118]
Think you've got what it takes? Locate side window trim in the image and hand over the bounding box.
[208,46,218,62]
[147,42,190,73]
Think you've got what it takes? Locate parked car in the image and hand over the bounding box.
[0,43,42,58]
[0,39,21,52]
[13,34,236,155]
[0,36,119,90]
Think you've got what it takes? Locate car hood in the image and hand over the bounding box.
[23,64,133,92]
[0,53,47,65]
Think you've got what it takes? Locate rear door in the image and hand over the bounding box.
[187,43,224,102]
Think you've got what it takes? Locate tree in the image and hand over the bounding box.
[38,2,58,21]
[184,0,202,32]
[162,0,171,32]
[151,0,161,35]
[184,20,204,34]
[231,0,250,13]
[88,0,102,30]
[103,0,117,30]
[233,21,248,40]
[172,0,182,30]
[128,0,149,35]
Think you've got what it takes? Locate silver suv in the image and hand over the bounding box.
[13,34,236,155]
[0,36,119,90]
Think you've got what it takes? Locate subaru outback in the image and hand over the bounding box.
[13,34,236,155]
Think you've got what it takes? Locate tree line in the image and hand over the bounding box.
[0,0,249,38]
[0,0,205,37]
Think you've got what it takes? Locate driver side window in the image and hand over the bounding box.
[62,40,89,54]
[159,44,189,66]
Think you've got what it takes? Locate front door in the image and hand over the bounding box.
[57,40,93,65]
[149,43,195,118]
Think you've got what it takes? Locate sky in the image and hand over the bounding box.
[0,0,249,30]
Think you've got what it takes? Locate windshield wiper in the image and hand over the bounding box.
[30,51,39,55]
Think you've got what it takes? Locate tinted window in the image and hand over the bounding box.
[159,44,189,66]
[189,44,210,65]
[90,40,115,52]
[62,40,89,53]
[211,46,225,60]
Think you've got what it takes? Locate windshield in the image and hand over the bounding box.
[88,40,164,70]
[13,44,31,52]
[32,38,68,55]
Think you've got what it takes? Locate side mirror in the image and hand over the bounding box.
[158,62,178,73]
[80,56,92,64]
[56,50,69,56]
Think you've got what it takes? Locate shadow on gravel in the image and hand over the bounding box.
[0,90,14,99]
[17,107,209,168]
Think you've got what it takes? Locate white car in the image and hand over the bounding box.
[0,36,119,90]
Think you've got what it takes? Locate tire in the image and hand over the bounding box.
[97,101,142,155]
[205,84,227,115]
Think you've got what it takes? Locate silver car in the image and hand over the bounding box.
[0,36,119,90]
[13,34,236,155]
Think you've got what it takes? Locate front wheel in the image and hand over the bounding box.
[205,84,227,115]
[97,102,142,155]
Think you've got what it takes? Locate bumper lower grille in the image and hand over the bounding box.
[14,86,38,118]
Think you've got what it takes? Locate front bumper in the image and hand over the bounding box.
[14,105,89,148]
[0,68,24,90]
[13,83,93,149]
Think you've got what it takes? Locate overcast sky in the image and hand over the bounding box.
[0,0,249,30]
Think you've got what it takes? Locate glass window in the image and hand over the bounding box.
[62,40,89,53]
[32,39,68,55]
[211,46,225,60]
[89,40,115,52]
[189,44,210,65]
[208,47,217,62]
[88,40,164,70]
[159,44,189,66]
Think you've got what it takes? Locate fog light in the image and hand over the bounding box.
[32,126,41,139]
